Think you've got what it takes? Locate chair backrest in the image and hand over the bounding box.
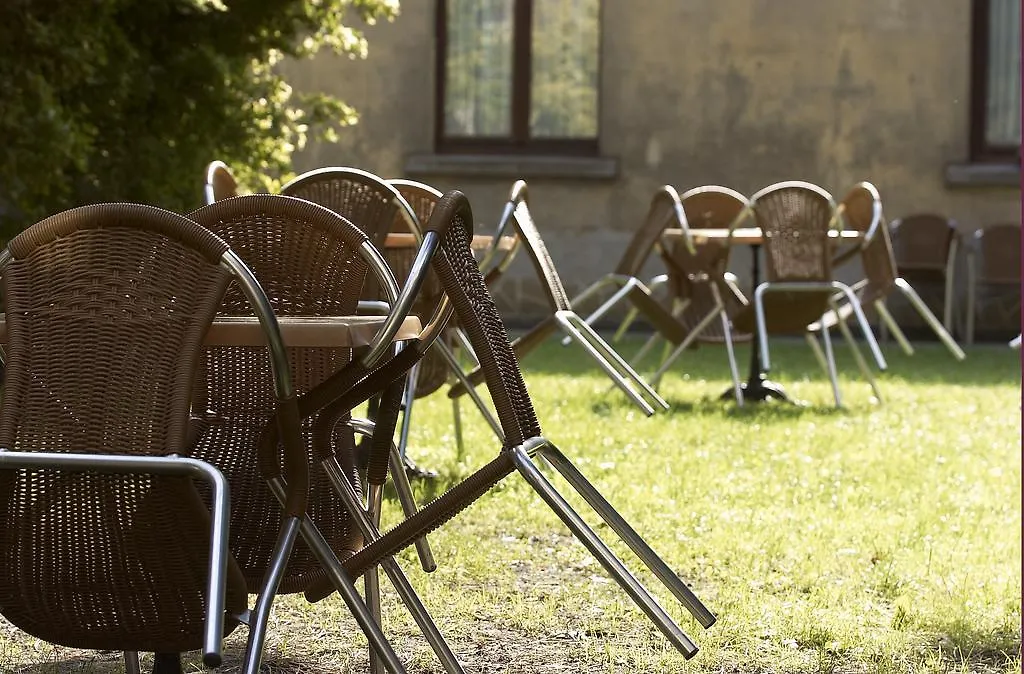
[187,194,395,594]
[748,180,837,283]
[889,213,959,272]
[425,191,541,449]
[613,186,688,277]
[838,181,897,298]
[281,167,419,248]
[974,223,1021,285]
[506,181,573,313]
[0,204,263,654]
[205,160,239,204]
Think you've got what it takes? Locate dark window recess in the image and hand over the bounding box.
[970,0,1021,161]
[436,0,601,155]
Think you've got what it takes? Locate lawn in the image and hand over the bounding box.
[1,338,1020,673]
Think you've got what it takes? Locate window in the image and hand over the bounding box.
[970,0,1021,161]
[436,0,601,155]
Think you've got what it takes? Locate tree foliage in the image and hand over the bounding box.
[0,0,398,235]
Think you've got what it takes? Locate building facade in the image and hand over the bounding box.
[285,0,1021,335]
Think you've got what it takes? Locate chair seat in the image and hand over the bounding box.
[732,289,833,334]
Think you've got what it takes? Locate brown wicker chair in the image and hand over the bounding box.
[808,183,965,371]
[888,213,960,338]
[447,180,669,416]
[0,203,306,674]
[638,185,752,404]
[188,194,457,674]
[312,190,716,661]
[966,223,1021,344]
[204,160,239,204]
[731,181,886,407]
[567,185,694,349]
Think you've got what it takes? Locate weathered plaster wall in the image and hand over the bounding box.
[284,1,1019,331]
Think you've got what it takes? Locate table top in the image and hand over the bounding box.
[384,233,517,251]
[0,315,423,349]
[662,227,862,245]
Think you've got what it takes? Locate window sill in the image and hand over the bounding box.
[944,162,1021,187]
[404,154,619,180]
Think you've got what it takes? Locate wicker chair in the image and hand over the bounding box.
[447,180,669,416]
[966,223,1021,344]
[187,194,458,673]
[204,160,239,204]
[309,190,716,661]
[0,203,305,674]
[639,185,752,404]
[731,181,886,407]
[808,183,965,369]
[567,185,694,349]
[888,213,960,338]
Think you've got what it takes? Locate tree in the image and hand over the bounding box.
[0,0,399,237]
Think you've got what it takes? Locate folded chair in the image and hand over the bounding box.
[566,185,695,349]
[888,213,961,339]
[808,182,965,370]
[731,181,886,407]
[204,160,239,204]
[188,194,456,674]
[447,180,669,416]
[640,185,752,404]
[966,223,1021,344]
[304,190,716,662]
[0,203,306,673]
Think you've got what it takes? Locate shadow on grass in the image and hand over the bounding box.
[925,618,1022,673]
[520,337,1020,389]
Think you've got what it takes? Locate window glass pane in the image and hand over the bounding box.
[444,0,514,137]
[985,0,1021,147]
[530,0,600,138]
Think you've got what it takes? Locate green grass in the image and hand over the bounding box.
[1,337,1020,673]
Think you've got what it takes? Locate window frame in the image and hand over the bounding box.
[969,0,1021,162]
[434,0,601,156]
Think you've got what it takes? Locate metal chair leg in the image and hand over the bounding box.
[753,284,772,371]
[558,312,667,413]
[241,516,304,674]
[834,311,883,402]
[894,279,966,360]
[805,331,828,374]
[396,363,420,459]
[820,321,842,408]
[264,478,409,674]
[436,340,504,441]
[538,441,716,627]
[509,443,701,659]
[650,307,719,386]
[720,310,744,406]
[389,444,437,572]
[874,300,914,356]
[322,460,466,674]
[831,284,887,370]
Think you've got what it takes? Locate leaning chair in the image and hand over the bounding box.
[307,190,717,661]
[0,203,307,673]
[641,185,753,404]
[447,180,669,416]
[566,185,696,352]
[809,182,965,366]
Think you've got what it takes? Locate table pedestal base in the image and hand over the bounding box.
[719,374,792,403]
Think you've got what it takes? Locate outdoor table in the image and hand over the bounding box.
[384,232,517,251]
[0,315,423,349]
[660,227,862,403]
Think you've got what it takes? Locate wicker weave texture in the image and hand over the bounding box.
[752,183,836,283]
[0,204,248,653]
[188,194,369,594]
[975,224,1021,285]
[890,214,957,273]
[839,183,897,303]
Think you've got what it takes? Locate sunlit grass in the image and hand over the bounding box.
[1,338,1020,673]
